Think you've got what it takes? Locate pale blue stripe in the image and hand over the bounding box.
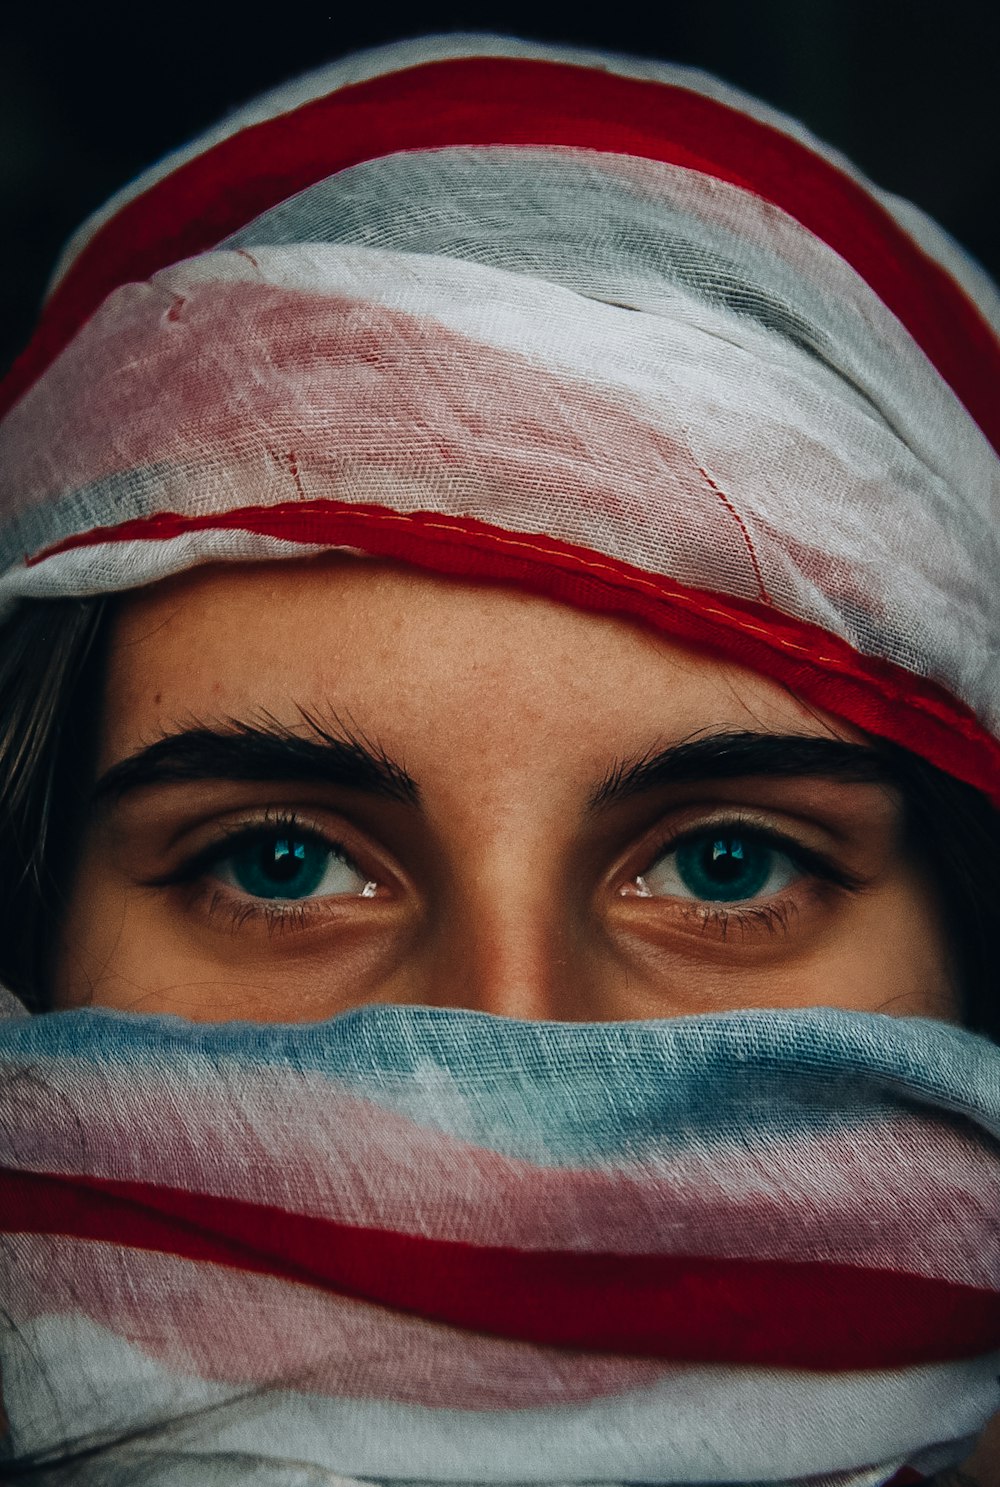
[3,1003,998,1165]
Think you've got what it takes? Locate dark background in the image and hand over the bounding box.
[3,0,998,376]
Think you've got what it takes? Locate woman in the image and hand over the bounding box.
[0,33,997,1487]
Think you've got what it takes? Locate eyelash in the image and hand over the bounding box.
[633,818,861,938]
[644,819,857,886]
[698,902,794,940]
[202,889,317,937]
[158,810,861,942]
[155,809,362,934]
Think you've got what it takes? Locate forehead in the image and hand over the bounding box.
[99,555,857,774]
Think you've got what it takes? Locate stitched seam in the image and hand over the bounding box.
[24,503,986,737]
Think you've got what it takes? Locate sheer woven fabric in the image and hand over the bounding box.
[0,35,998,795]
[2,999,999,1485]
[1,33,999,1487]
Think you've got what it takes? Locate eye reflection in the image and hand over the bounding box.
[211,831,377,902]
[633,830,799,903]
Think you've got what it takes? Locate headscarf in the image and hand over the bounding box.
[0,33,998,1487]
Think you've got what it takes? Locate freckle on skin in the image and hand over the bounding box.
[153,692,162,705]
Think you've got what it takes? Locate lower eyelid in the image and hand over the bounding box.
[698,900,798,938]
[195,887,310,938]
[194,882,358,935]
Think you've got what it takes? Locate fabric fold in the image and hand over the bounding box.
[2,1003,998,1484]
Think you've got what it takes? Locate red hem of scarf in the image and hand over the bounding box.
[27,500,1000,805]
[2,56,996,446]
[5,1167,1000,1372]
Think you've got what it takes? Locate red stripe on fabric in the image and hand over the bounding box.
[4,1167,999,1371]
[885,1473,929,1485]
[30,500,1000,803]
[2,57,996,448]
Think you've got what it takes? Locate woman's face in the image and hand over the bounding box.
[53,557,955,1024]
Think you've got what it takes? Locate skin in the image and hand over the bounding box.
[54,554,957,1024]
[42,556,1000,1476]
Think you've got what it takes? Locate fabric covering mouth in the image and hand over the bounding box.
[1,999,998,1485]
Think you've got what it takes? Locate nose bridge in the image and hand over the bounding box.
[450,901,571,1021]
[421,803,579,1020]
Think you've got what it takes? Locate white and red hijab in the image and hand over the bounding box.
[0,34,998,1487]
[1,33,999,799]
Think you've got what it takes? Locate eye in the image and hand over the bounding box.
[633,829,800,903]
[210,830,376,902]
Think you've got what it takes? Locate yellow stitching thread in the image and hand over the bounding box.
[35,504,991,743]
[340,507,850,666]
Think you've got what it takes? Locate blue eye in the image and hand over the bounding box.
[211,833,374,901]
[636,830,798,903]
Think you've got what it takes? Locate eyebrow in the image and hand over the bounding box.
[93,715,419,808]
[588,731,892,810]
[94,721,891,817]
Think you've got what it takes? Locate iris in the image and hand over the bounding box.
[228,836,335,900]
[673,833,777,901]
[634,830,798,903]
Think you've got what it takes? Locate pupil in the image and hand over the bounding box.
[263,838,306,884]
[706,837,745,883]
